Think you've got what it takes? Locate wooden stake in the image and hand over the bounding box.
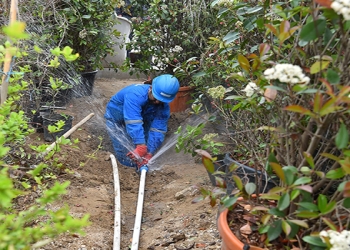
[1,0,18,104]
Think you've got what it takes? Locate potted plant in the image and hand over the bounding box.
[57,0,119,96]
[176,0,350,249]
[124,0,218,77]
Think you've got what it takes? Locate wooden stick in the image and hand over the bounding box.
[1,0,18,104]
[40,113,95,157]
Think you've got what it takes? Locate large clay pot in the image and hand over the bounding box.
[218,208,264,250]
[169,86,195,113]
[103,14,132,67]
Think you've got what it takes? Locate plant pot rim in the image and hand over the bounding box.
[218,207,264,250]
[42,113,73,122]
[81,69,98,74]
[178,86,195,91]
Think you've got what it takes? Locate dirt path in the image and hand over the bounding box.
[37,78,222,250]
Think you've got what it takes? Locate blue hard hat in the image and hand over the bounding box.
[152,74,180,103]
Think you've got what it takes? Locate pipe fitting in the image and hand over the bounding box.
[140,165,149,172]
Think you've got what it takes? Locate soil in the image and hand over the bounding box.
[31,77,224,250]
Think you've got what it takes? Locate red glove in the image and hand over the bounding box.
[137,153,152,168]
[127,145,148,161]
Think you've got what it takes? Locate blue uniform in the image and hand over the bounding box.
[104,84,170,167]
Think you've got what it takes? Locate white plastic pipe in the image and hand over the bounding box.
[131,167,148,250]
[110,154,121,250]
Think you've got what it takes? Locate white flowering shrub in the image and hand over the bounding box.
[264,64,310,85]
[184,0,350,249]
[241,82,263,97]
[124,0,220,84]
[331,0,350,20]
[320,230,350,250]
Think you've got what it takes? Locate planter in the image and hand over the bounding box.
[73,70,98,97]
[218,208,264,250]
[207,154,227,186]
[206,153,277,194]
[224,153,277,195]
[102,15,132,67]
[32,108,51,133]
[42,113,73,142]
[169,86,195,113]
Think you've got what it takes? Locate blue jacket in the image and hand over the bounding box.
[105,84,170,154]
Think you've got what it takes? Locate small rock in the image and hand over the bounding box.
[175,186,194,200]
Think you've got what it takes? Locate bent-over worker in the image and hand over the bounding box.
[104,74,180,169]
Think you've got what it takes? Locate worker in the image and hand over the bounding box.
[104,74,180,169]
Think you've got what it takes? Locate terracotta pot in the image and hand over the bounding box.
[218,208,264,250]
[169,86,195,113]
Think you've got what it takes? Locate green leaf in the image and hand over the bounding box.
[326,69,340,84]
[335,123,349,150]
[244,183,256,195]
[270,162,286,183]
[299,19,326,42]
[343,198,350,208]
[283,166,297,185]
[268,186,286,194]
[2,21,30,40]
[303,152,315,169]
[317,194,327,212]
[223,196,238,208]
[321,153,341,162]
[310,61,330,74]
[282,220,292,236]
[288,219,309,228]
[322,201,336,215]
[293,177,312,186]
[302,236,327,247]
[237,6,263,15]
[202,156,215,173]
[290,190,300,201]
[223,31,240,44]
[326,168,345,180]
[297,211,319,218]
[277,193,290,211]
[268,207,285,217]
[237,54,250,72]
[297,202,319,211]
[322,217,337,230]
[261,193,281,200]
[267,220,282,241]
[233,175,243,191]
[284,105,312,116]
[265,152,279,175]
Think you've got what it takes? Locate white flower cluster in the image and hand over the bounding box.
[235,21,243,28]
[170,45,183,53]
[264,64,310,85]
[203,133,218,141]
[331,0,350,21]
[207,85,226,99]
[320,230,350,250]
[217,0,234,7]
[242,82,263,97]
[79,29,87,39]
